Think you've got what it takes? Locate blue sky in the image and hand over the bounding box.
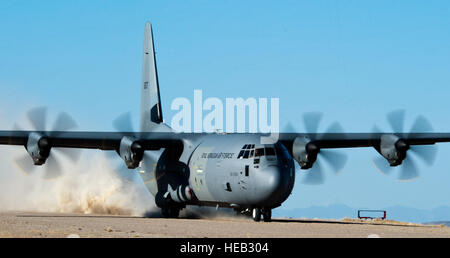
[1,1,450,212]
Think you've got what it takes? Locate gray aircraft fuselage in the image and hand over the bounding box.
[139,133,295,212]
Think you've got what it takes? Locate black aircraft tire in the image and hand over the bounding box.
[252,208,261,222]
[170,207,180,218]
[262,209,272,222]
[161,206,180,218]
[161,207,170,218]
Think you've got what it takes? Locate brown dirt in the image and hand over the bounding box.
[0,211,449,238]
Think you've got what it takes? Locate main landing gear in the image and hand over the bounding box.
[252,208,272,222]
[161,206,181,218]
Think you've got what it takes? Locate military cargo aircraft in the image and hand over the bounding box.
[0,23,447,222]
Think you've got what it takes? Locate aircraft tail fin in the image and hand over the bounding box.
[140,22,164,132]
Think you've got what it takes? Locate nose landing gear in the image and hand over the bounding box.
[252,208,272,222]
[252,208,261,222]
[262,208,272,222]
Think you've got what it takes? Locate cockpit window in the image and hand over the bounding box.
[255,148,264,157]
[241,146,277,158]
[265,147,276,156]
[238,144,256,159]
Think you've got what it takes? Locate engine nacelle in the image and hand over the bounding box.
[292,136,320,169]
[26,132,50,165]
[379,134,409,166]
[119,136,144,169]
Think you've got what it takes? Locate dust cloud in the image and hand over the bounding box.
[0,104,159,216]
[0,143,244,219]
[0,146,157,216]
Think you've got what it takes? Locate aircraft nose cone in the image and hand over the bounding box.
[254,165,286,206]
[265,167,281,193]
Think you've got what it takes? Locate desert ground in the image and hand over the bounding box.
[0,211,449,238]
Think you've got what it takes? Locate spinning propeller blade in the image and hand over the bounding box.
[13,107,81,179]
[286,112,348,185]
[105,112,139,182]
[372,110,438,181]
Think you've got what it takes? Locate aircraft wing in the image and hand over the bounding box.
[278,132,450,181]
[0,131,183,150]
[2,130,450,155]
[278,132,450,149]
[2,130,450,181]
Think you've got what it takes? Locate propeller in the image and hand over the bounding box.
[108,112,165,184]
[284,112,348,185]
[372,109,438,181]
[107,111,162,183]
[112,112,135,134]
[103,112,138,182]
[13,106,81,179]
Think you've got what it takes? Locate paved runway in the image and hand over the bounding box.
[0,211,449,238]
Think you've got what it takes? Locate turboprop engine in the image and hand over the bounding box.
[118,136,144,169]
[292,136,319,169]
[26,132,51,165]
[378,134,409,166]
